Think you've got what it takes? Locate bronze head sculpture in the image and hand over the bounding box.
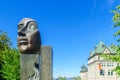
[18,18,41,54]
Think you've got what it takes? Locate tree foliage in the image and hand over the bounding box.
[112,5,120,41]
[102,5,120,76]
[72,76,81,80]
[57,76,66,80]
[0,31,11,52]
[0,31,20,80]
[0,31,11,80]
[101,44,120,76]
[111,5,120,76]
[0,48,20,80]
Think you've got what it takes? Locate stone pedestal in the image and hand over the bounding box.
[20,46,53,80]
[20,54,41,80]
[41,46,53,80]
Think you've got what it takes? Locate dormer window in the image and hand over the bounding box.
[95,46,97,50]
[102,45,105,48]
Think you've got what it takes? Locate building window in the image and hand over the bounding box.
[107,62,114,67]
[111,71,113,76]
[108,70,110,76]
[98,56,100,60]
[112,64,114,67]
[104,64,106,67]
[102,45,105,48]
[110,64,111,67]
[108,70,113,76]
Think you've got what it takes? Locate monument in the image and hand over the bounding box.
[41,46,53,80]
[17,18,52,80]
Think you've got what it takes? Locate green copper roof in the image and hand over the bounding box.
[90,41,116,56]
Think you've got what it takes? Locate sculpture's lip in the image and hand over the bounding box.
[18,38,28,44]
[19,40,28,44]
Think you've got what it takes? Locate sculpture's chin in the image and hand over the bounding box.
[19,44,29,54]
[19,44,38,54]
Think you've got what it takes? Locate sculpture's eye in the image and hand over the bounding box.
[29,25,35,30]
[28,22,37,30]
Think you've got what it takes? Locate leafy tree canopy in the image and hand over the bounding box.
[57,76,66,80]
[0,31,20,80]
[102,5,120,76]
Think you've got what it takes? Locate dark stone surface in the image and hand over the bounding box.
[20,54,40,80]
[41,46,53,80]
[18,18,53,80]
[20,46,53,80]
[18,18,41,54]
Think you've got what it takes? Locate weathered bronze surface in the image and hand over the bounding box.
[18,18,41,54]
[20,54,40,80]
[18,18,52,80]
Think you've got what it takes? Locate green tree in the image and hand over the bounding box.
[110,5,120,76]
[0,31,11,52]
[101,5,120,76]
[0,48,20,80]
[0,31,11,80]
[72,76,81,80]
[58,76,66,80]
[112,5,120,40]
[0,31,20,80]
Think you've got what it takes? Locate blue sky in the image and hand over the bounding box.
[0,0,120,78]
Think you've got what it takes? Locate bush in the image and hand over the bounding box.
[0,31,20,80]
[0,48,20,80]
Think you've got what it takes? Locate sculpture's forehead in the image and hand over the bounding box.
[18,18,36,25]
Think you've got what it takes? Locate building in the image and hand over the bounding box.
[80,41,120,80]
[80,64,88,80]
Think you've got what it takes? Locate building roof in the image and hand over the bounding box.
[80,64,88,73]
[90,41,116,57]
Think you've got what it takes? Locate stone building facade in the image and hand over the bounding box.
[80,41,120,80]
[80,64,88,80]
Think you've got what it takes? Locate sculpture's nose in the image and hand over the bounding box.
[18,27,26,36]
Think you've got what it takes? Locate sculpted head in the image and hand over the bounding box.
[17,18,41,54]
